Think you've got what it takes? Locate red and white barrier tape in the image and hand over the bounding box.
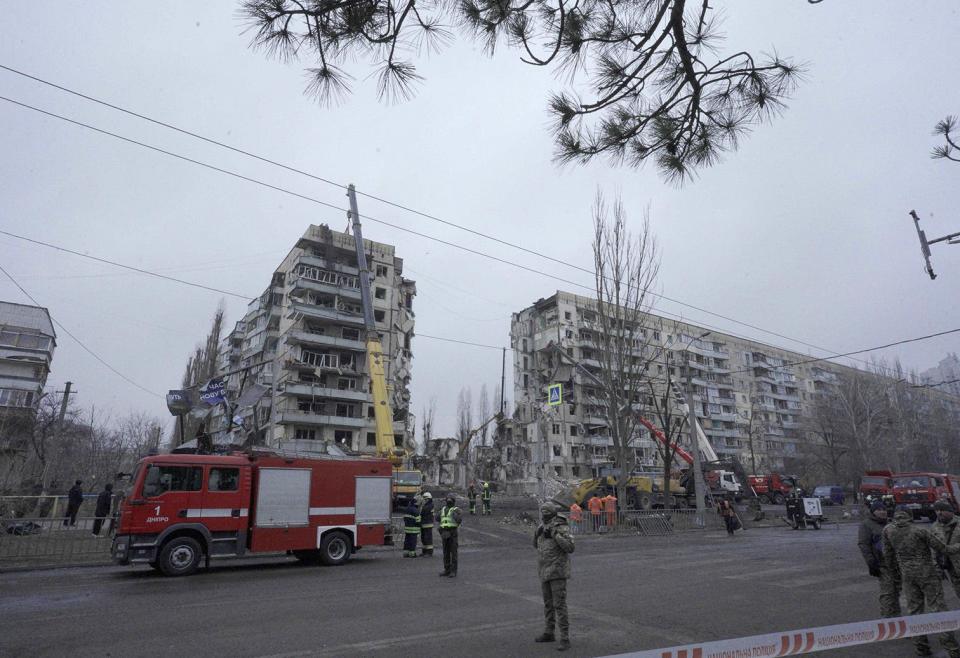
[603,610,960,658]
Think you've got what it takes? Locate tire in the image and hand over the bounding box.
[759,494,770,505]
[772,493,785,505]
[637,494,653,511]
[812,519,821,530]
[319,531,352,566]
[676,498,689,509]
[292,549,321,564]
[158,537,202,577]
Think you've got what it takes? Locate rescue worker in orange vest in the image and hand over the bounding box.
[604,493,618,530]
[587,495,603,533]
[569,502,583,535]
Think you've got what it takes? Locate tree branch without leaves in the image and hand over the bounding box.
[241,0,810,182]
[932,115,960,163]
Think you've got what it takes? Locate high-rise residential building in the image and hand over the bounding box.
[0,301,56,490]
[508,291,880,483]
[920,354,960,399]
[219,225,416,455]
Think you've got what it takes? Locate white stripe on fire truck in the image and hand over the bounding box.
[184,508,249,518]
[309,506,355,516]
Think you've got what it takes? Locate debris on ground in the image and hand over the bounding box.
[499,512,537,526]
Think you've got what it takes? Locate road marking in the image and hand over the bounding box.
[258,619,532,657]
[470,581,698,646]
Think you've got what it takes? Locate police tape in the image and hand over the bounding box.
[602,610,960,658]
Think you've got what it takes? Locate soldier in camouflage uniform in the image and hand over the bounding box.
[858,499,901,617]
[931,499,960,600]
[534,503,575,652]
[883,507,960,657]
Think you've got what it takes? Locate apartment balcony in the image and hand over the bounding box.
[281,384,370,402]
[769,390,800,402]
[685,342,729,360]
[291,302,366,327]
[583,414,608,426]
[588,435,613,447]
[277,411,368,428]
[287,330,366,352]
[765,427,785,437]
[590,456,612,466]
[709,412,738,423]
[706,427,741,438]
[297,255,360,277]
[289,276,362,302]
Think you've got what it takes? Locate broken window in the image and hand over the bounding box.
[569,425,578,436]
[366,432,377,447]
[334,430,353,446]
[294,428,316,440]
[552,423,560,435]
[553,445,561,457]
[564,311,571,320]
[342,327,360,341]
[376,264,388,278]
[375,287,386,299]
[374,310,385,322]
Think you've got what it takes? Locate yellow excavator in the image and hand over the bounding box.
[348,185,422,508]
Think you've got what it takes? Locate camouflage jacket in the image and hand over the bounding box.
[931,516,960,576]
[534,516,574,582]
[883,511,960,581]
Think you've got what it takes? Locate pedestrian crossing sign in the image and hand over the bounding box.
[547,383,562,406]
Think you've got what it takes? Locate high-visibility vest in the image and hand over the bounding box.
[604,496,617,512]
[588,497,603,514]
[570,504,583,521]
[440,506,460,529]
[482,484,491,500]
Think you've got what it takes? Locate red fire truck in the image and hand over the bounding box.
[111,450,394,576]
[748,473,799,505]
[891,471,960,521]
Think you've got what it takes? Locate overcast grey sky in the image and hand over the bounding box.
[0,2,957,436]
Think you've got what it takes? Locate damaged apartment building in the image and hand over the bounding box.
[510,291,850,487]
[217,224,416,454]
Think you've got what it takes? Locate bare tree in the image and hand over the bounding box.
[932,115,960,163]
[241,0,804,182]
[739,395,769,475]
[420,397,437,451]
[588,192,662,506]
[456,387,473,445]
[173,305,224,445]
[477,384,491,449]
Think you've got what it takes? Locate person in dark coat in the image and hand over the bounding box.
[92,483,113,536]
[419,492,434,556]
[64,480,83,527]
[438,495,462,577]
[402,500,420,558]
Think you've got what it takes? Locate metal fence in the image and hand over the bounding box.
[0,516,115,565]
[569,508,724,537]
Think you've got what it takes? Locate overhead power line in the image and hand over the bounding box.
[0,263,162,398]
[0,229,252,300]
[0,93,883,372]
[0,66,892,366]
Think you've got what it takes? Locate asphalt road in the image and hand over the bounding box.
[0,516,952,657]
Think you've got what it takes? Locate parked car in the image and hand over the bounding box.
[813,485,845,505]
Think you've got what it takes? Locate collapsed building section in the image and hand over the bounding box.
[218,224,415,455]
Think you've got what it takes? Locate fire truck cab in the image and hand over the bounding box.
[112,450,393,576]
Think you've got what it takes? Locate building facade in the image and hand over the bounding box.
[509,291,862,481]
[0,302,56,492]
[920,353,960,399]
[218,225,416,455]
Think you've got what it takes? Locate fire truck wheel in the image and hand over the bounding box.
[772,493,785,505]
[319,531,351,566]
[759,494,770,505]
[158,537,203,577]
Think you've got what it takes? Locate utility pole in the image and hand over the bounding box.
[685,365,706,526]
[40,381,73,508]
[910,210,960,280]
[500,348,506,416]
